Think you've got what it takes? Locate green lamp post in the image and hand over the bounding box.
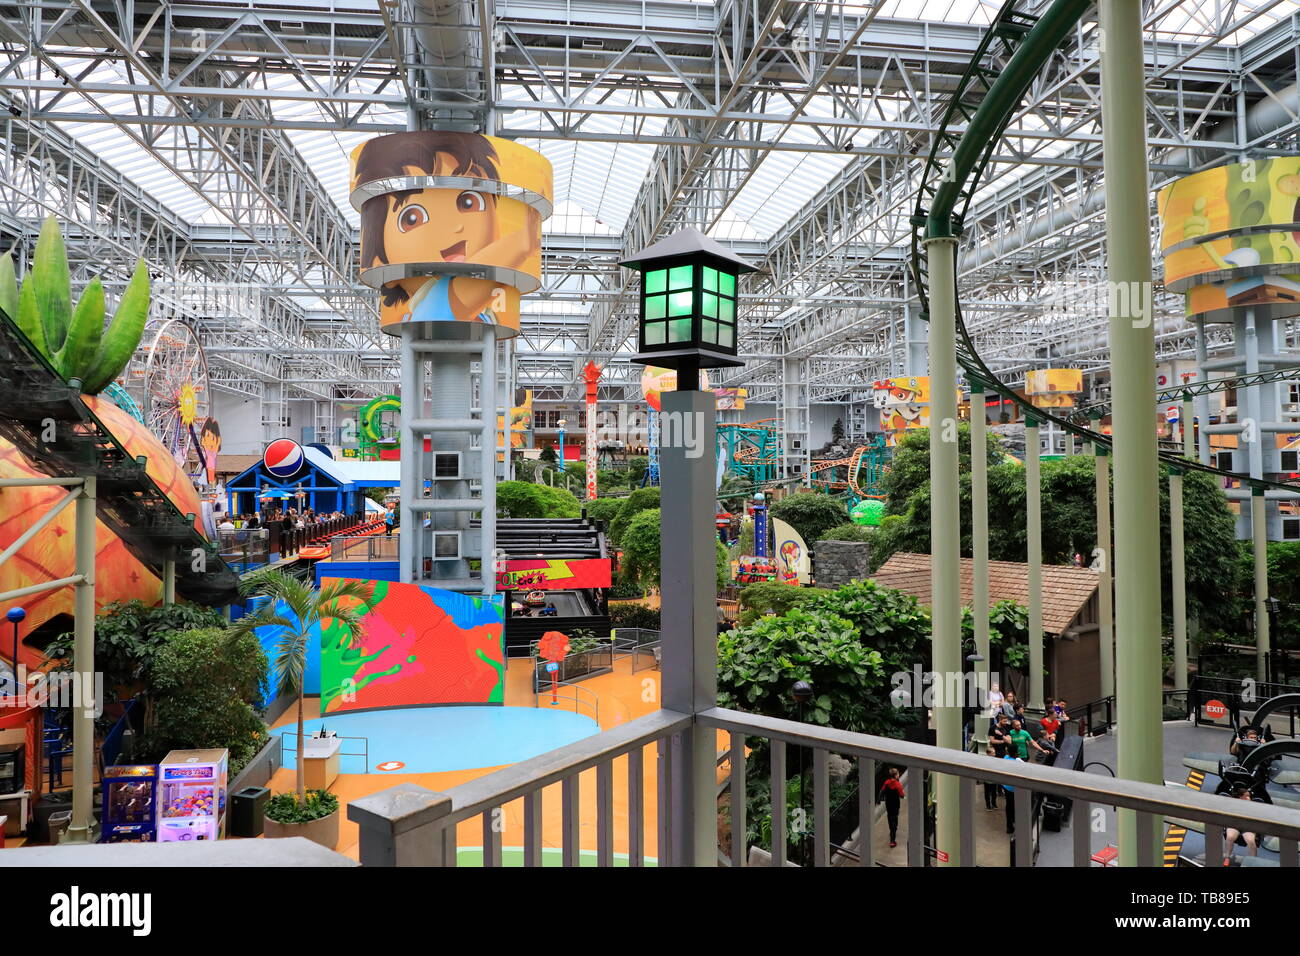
[621,227,755,382]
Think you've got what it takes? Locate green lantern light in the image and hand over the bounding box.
[620,227,756,381]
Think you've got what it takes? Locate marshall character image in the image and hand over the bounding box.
[352,131,542,328]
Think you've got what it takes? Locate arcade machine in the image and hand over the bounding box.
[100,764,157,842]
[156,749,228,842]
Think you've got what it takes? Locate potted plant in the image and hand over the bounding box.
[262,790,340,846]
[230,568,373,847]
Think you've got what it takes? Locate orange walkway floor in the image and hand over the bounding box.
[267,656,723,862]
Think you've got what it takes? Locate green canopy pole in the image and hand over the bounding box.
[1170,467,1187,692]
[1025,415,1044,710]
[1252,486,1270,685]
[1100,0,1164,867]
[924,233,963,867]
[971,378,991,744]
[1090,418,1115,705]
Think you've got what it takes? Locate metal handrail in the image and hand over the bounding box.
[280,732,371,774]
[534,679,600,724]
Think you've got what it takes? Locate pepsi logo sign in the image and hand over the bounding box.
[264,438,304,479]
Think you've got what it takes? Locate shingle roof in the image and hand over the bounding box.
[869,552,1099,636]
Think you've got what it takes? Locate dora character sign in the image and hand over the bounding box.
[349,131,553,334]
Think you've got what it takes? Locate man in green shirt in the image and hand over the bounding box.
[1008,719,1048,761]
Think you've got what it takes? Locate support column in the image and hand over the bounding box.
[162,559,176,606]
[480,326,498,597]
[64,476,97,843]
[1193,321,1212,465]
[1025,416,1044,710]
[1100,0,1164,866]
[660,387,719,866]
[1093,438,1114,702]
[923,234,962,867]
[1252,487,1270,684]
[1170,468,1187,692]
[970,379,991,744]
[398,326,421,583]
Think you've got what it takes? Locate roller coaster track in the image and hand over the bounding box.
[0,307,240,605]
[908,0,1300,496]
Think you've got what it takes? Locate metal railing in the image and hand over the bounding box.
[280,732,372,775]
[217,528,270,571]
[531,644,614,688]
[612,628,661,673]
[534,679,600,725]
[347,706,1300,867]
[330,532,399,562]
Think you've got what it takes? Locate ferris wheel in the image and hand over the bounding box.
[126,319,211,466]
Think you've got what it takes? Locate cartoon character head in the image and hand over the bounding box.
[780,539,800,571]
[353,132,502,307]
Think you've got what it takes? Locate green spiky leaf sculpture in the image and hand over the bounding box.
[1,216,150,392]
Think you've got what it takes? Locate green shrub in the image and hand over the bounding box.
[535,483,581,519]
[609,578,645,600]
[609,486,660,544]
[737,582,829,625]
[265,789,338,824]
[818,522,874,543]
[620,508,663,589]
[146,627,268,774]
[583,497,625,527]
[717,608,886,732]
[496,480,548,518]
[609,603,661,630]
[769,492,847,544]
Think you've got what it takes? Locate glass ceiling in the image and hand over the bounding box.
[34,2,1294,254]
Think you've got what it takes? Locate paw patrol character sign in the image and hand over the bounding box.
[349,131,553,335]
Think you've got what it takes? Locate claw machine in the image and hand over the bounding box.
[101,764,158,842]
[156,749,228,842]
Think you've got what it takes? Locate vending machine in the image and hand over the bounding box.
[100,764,157,842]
[156,749,228,842]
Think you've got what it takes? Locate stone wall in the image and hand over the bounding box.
[813,540,872,588]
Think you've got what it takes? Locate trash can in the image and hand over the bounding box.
[48,810,72,845]
[230,787,270,838]
[1042,799,1065,833]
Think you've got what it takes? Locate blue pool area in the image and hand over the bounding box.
[278,706,601,774]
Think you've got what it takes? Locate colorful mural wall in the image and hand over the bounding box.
[319,580,505,715]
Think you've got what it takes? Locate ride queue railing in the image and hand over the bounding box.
[347,706,1300,867]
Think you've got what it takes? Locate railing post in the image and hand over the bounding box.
[659,386,719,867]
[347,783,453,866]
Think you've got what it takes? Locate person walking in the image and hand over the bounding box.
[983,744,1000,810]
[878,767,905,848]
[384,505,397,537]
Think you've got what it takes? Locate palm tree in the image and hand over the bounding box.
[229,569,374,804]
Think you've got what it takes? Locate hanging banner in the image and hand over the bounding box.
[1024,369,1083,408]
[495,558,612,591]
[349,131,553,336]
[584,362,601,500]
[771,517,811,586]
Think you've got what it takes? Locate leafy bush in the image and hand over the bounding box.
[609,486,660,545]
[769,492,847,544]
[146,627,268,774]
[620,508,663,589]
[583,497,625,527]
[265,789,338,824]
[717,608,886,733]
[534,483,581,519]
[609,578,645,600]
[496,480,548,518]
[738,582,829,625]
[627,456,648,486]
[880,423,1005,515]
[609,603,661,630]
[45,600,228,698]
[539,446,557,464]
[803,579,931,678]
[818,522,874,543]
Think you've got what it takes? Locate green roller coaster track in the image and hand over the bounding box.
[908,0,1300,497]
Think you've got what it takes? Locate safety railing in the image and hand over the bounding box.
[534,679,600,725]
[531,643,614,687]
[330,532,400,562]
[348,706,1300,867]
[611,628,661,673]
[216,528,270,572]
[280,732,372,775]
